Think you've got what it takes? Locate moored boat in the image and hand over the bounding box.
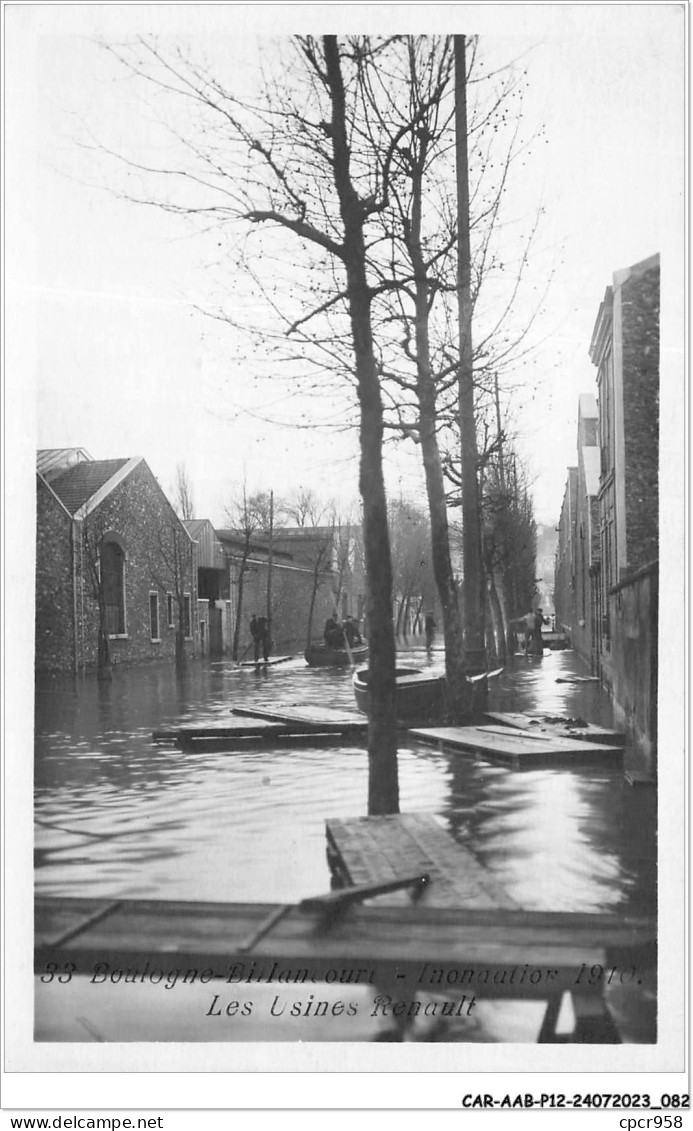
[305,642,369,667]
[352,665,448,725]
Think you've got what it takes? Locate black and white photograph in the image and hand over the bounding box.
[3,0,687,1103]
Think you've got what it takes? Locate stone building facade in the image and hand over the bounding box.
[36,451,197,674]
[555,396,601,668]
[554,467,577,641]
[589,253,659,772]
[554,254,659,772]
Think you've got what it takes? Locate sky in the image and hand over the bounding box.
[6,3,685,529]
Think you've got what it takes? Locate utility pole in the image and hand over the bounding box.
[266,489,274,627]
[455,34,486,676]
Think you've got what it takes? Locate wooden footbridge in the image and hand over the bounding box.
[153,703,625,768]
[410,724,624,768]
[36,813,655,1044]
[153,705,368,751]
[324,813,653,1041]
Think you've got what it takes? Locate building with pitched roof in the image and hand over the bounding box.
[36,450,197,674]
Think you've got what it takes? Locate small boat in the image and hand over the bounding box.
[542,631,570,651]
[352,665,448,724]
[305,641,369,667]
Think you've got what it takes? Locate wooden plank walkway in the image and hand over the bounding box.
[35,896,654,1005]
[485,711,625,748]
[326,813,518,910]
[410,725,623,767]
[232,704,366,729]
[323,812,653,1041]
[153,706,368,749]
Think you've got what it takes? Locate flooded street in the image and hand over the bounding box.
[35,647,657,1043]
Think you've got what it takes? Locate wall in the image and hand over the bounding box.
[35,477,76,673]
[553,469,577,640]
[571,462,600,669]
[621,263,660,572]
[231,559,338,658]
[600,561,658,776]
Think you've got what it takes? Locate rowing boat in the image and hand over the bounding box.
[305,642,369,667]
[352,665,447,724]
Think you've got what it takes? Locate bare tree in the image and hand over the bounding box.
[173,462,195,521]
[79,512,113,681]
[149,515,195,670]
[84,32,548,799]
[281,488,331,528]
[302,527,335,650]
[223,485,267,661]
[388,499,436,638]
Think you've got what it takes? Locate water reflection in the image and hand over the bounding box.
[35,647,656,1041]
[36,649,655,913]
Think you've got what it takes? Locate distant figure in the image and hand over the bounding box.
[533,607,548,653]
[512,608,548,655]
[250,614,260,662]
[344,617,363,647]
[424,613,436,651]
[324,615,344,649]
[256,615,270,662]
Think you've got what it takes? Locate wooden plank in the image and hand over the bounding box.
[485,712,624,747]
[153,712,369,749]
[625,771,657,787]
[35,896,655,1002]
[486,711,623,744]
[232,704,365,728]
[326,813,518,910]
[410,726,623,767]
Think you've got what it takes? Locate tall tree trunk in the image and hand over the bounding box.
[483,538,507,665]
[306,565,321,650]
[232,563,246,661]
[403,594,412,637]
[407,138,472,722]
[324,36,398,815]
[455,35,486,677]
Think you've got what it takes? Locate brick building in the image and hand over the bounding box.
[554,466,577,641]
[554,396,601,667]
[589,253,659,772]
[36,450,197,674]
[184,519,232,656]
[554,254,659,772]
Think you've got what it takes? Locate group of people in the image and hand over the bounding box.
[249,614,271,662]
[324,614,363,650]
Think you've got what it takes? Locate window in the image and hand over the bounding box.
[183,594,191,638]
[167,594,175,629]
[101,540,126,636]
[149,593,160,641]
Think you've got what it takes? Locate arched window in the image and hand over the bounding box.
[101,539,126,635]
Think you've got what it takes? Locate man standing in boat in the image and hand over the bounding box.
[344,616,363,647]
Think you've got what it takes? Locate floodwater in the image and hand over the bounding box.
[34,646,657,1044]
